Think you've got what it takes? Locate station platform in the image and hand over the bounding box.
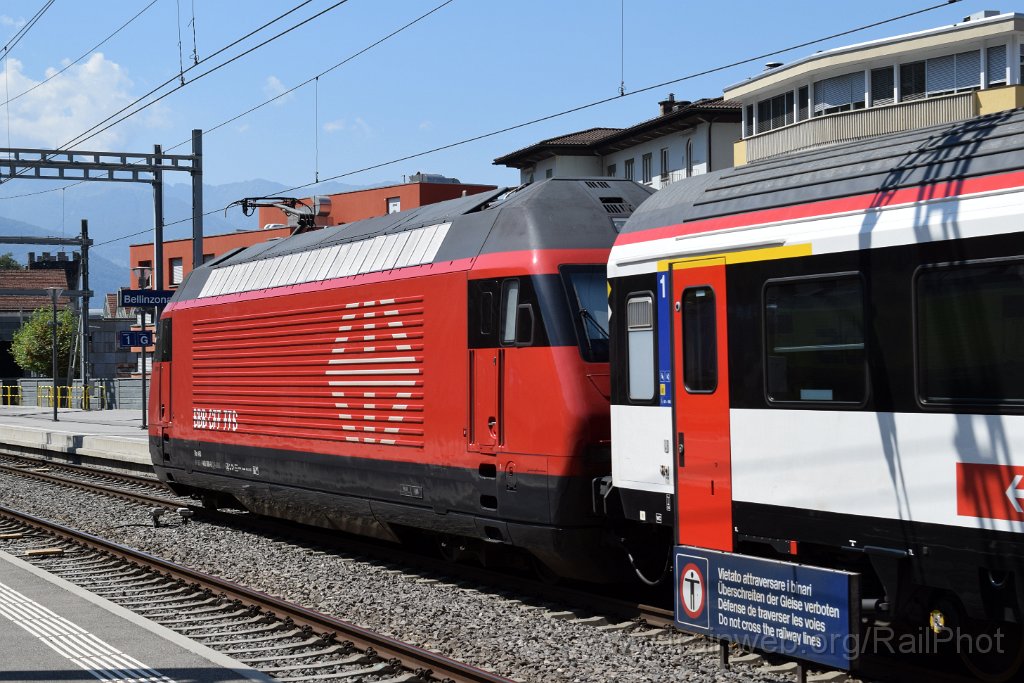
[0,406,150,470]
[0,549,273,682]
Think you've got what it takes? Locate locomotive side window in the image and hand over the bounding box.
[764,274,865,404]
[480,291,494,335]
[916,260,1024,407]
[157,317,172,363]
[682,287,717,393]
[501,279,520,345]
[626,293,655,400]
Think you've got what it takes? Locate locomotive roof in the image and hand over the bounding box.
[175,178,653,301]
[621,108,1024,236]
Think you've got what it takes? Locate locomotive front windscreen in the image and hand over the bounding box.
[561,265,609,363]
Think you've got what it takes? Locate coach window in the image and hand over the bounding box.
[916,260,1024,407]
[626,293,655,400]
[501,279,521,345]
[764,275,865,404]
[683,287,717,393]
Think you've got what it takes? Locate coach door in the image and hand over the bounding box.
[671,259,732,552]
[469,280,501,451]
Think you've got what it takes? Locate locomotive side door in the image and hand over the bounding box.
[671,259,733,552]
[468,279,500,451]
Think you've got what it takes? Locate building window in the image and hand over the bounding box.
[925,50,981,96]
[797,86,809,121]
[545,168,553,179]
[641,153,652,184]
[607,163,616,177]
[685,139,693,178]
[813,71,866,116]
[202,253,215,264]
[387,197,401,214]
[659,148,670,181]
[916,259,1024,407]
[1019,45,1024,85]
[987,45,1007,86]
[870,66,895,106]
[900,61,927,101]
[169,257,183,286]
[744,104,754,137]
[624,158,635,181]
[682,287,717,393]
[764,274,866,404]
[626,293,655,401]
[756,91,795,133]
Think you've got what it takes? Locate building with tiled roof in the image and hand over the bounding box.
[494,96,742,188]
[0,269,71,312]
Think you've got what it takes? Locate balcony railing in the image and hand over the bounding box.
[744,92,976,162]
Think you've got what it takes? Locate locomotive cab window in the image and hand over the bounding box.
[626,293,655,400]
[764,274,866,404]
[916,259,1024,407]
[561,265,609,362]
[682,287,717,393]
[500,279,533,346]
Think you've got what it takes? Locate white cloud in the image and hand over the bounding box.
[0,53,164,149]
[418,121,432,130]
[263,75,293,105]
[323,119,345,133]
[322,117,372,137]
[352,117,371,137]
[1,15,26,29]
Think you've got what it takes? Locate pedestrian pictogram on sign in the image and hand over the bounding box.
[675,554,710,630]
[681,563,705,619]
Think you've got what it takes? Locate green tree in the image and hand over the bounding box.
[11,307,77,377]
[0,252,21,270]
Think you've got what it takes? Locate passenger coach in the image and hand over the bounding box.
[606,110,1024,669]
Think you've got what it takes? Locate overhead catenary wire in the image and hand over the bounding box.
[1,0,455,198]
[90,0,962,249]
[1,0,55,56]
[0,0,159,109]
[57,0,324,151]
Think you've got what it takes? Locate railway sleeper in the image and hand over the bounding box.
[157,608,250,627]
[190,621,289,639]
[203,627,305,648]
[275,661,391,682]
[239,643,354,665]
[262,652,374,674]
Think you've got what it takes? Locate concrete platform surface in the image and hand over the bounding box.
[0,549,273,682]
[0,407,150,466]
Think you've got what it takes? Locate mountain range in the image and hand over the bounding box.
[0,178,383,305]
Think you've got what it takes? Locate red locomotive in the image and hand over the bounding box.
[150,179,653,580]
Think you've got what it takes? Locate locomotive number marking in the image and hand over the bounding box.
[193,408,239,431]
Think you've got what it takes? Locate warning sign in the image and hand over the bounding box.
[674,547,859,670]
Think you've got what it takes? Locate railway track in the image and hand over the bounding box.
[0,453,983,682]
[0,504,513,683]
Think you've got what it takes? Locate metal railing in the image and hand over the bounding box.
[36,385,106,410]
[744,92,976,162]
[0,386,21,406]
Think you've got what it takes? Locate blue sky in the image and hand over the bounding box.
[0,0,1000,194]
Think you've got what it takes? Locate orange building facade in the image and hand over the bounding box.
[130,180,497,290]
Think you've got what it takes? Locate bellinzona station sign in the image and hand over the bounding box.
[119,289,174,308]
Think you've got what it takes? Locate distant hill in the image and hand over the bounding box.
[0,178,387,296]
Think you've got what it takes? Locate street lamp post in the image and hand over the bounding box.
[131,266,152,429]
[46,287,62,422]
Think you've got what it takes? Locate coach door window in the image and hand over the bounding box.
[764,275,865,404]
[916,260,1024,407]
[627,293,655,400]
[501,280,520,348]
[682,287,717,393]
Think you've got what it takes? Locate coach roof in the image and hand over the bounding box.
[621,108,1024,235]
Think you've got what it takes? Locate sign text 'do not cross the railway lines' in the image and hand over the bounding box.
[674,547,859,670]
